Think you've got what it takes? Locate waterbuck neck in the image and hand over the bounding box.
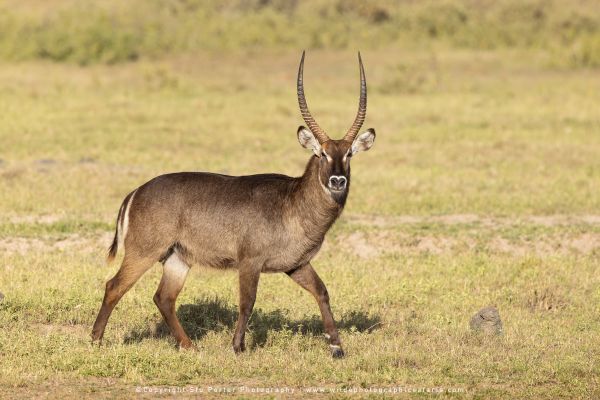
[287,156,345,242]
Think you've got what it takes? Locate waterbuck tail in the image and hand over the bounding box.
[107,189,137,264]
[107,230,119,264]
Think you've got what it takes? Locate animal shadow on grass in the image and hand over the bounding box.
[124,297,381,349]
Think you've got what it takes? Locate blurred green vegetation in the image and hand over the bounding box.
[1,0,600,66]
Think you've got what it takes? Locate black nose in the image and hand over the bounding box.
[328,175,347,190]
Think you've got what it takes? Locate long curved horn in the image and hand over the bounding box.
[297,51,330,143]
[343,52,367,142]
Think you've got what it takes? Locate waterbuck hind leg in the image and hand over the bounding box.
[91,252,155,343]
[153,252,194,350]
[232,262,261,354]
[286,263,344,358]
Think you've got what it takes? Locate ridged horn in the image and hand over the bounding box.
[343,52,367,142]
[297,51,330,143]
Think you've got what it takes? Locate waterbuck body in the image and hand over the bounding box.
[91,52,376,358]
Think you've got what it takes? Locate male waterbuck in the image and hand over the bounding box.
[91,51,376,358]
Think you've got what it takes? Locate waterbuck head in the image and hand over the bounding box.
[296,51,376,203]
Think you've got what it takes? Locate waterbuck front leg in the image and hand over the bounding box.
[286,263,344,358]
[232,262,261,354]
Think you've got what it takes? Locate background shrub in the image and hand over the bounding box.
[0,0,599,66]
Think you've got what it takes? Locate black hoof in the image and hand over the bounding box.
[331,346,345,359]
[233,344,246,355]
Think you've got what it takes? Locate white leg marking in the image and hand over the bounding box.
[121,189,137,246]
[163,252,190,285]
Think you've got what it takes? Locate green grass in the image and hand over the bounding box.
[0,48,599,398]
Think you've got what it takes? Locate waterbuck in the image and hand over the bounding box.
[91,51,376,358]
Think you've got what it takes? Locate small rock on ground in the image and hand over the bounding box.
[470,306,503,335]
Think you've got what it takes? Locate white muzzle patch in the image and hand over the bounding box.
[328,175,347,191]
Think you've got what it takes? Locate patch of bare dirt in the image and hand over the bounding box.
[0,237,47,254]
[346,214,490,228]
[32,323,90,338]
[336,231,468,258]
[341,232,381,259]
[333,214,600,258]
[335,228,599,258]
[524,215,600,226]
[566,233,600,254]
[488,234,599,256]
[6,214,63,224]
[344,215,421,228]
[0,233,113,255]
[0,167,26,180]
[488,237,557,257]
[346,214,600,228]
[415,236,458,254]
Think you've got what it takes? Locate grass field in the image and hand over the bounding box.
[0,47,599,398]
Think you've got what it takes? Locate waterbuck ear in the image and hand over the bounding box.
[297,126,322,156]
[351,128,376,154]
